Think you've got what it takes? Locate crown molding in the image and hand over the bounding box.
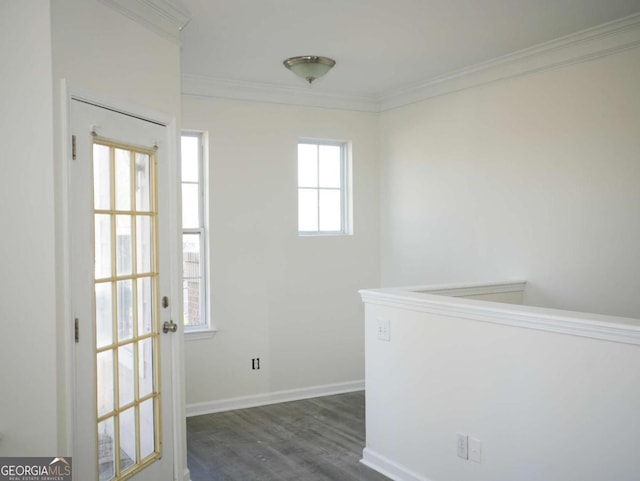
[182,13,640,112]
[98,0,190,44]
[380,12,640,111]
[181,74,379,112]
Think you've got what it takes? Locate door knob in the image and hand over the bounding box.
[162,320,178,334]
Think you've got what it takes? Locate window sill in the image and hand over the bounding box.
[298,231,352,237]
[184,328,217,341]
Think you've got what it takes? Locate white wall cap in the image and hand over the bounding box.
[360,281,640,346]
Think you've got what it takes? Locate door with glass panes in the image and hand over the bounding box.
[70,99,176,481]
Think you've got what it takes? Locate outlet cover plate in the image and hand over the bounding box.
[469,437,482,463]
[376,318,391,341]
[457,434,468,460]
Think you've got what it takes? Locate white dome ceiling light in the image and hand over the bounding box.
[283,56,336,84]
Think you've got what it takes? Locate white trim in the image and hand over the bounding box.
[165,114,187,481]
[181,13,640,112]
[98,0,190,44]
[182,73,379,112]
[184,328,217,341]
[360,282,640,346]
[181,131,210,331]
[297,231,353,238]
[69,85,174,127]
[297,139,351,235]
[380,12,640,110]
[59,79,75,456]
[182,467,191,481]
[361,448,435,481]
[186,380,365,417]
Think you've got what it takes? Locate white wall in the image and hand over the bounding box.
[380,46,640,318]
[0,0,183,460]
[50,0,183,458]
[51,0,181,113]
[182,96,379,405]
[0,0,57,456]
[363,297,640,481]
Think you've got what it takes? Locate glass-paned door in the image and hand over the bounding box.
[70,99,176,481]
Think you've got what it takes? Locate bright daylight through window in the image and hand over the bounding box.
[298,140,350,235]
[181,133,209,331]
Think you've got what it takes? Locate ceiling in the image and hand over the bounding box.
[180,0,640,100]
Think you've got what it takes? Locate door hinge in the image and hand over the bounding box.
[74,317,79,343]
[72,135,77,160]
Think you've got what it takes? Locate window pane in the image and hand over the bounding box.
[183,233,201,278]
[95,214,112,279]
[97,350,114,417]
[115,149,131,211]
[136,215,152,274]
[319,145,341,188]
[135,152,151,212]
[93,144,111,210]
[298,188,319,232]
[98,417,115,481]
[116,215,133,276]
[138,337,154,398]
[182,183,200,229]
[181,136,199,182]
[118,343,135,407]
[137,277,153,336]
[183,279,201,326]
[119,407,137,472]
[319,189,342,231]
[96,282,114,348]
[139,398,156,460]
[298,144,318,187]
[183,233,202,327]
[117,279,134,341]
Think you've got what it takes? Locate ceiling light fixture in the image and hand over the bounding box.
[283,56,336,84]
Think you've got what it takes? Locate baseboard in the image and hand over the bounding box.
[361,448,435,481]
[186,380,365,417]
[182,467,191,481]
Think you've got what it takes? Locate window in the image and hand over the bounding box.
[297,140,350,235]
[181,132,209,332]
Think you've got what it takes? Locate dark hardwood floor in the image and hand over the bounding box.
[187,391,390,481]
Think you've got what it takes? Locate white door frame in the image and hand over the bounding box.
[58,80,189,481]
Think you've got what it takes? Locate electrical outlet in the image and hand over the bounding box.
[376,318,391,341]
[457,434,468,460]
[251,358,260,370]
[469,437,482,463]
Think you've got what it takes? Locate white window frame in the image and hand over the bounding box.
[181,131,213,337]
[297,139,352,236]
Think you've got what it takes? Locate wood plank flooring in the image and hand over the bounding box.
[187,391,390,481]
